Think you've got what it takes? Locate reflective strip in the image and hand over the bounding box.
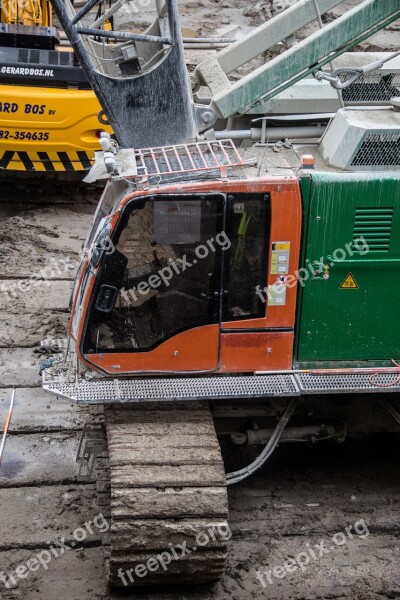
[38,151,56,172]
[77,151,92,170]
[58,152,74,171]
[0,150,93,171]
[46,152,71,172]
[0,151,14,169]
[17,151,35,171]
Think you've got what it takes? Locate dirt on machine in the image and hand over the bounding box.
[38,0,400,588]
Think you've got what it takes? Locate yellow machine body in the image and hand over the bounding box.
[1,0,51,26]
[0,0,113,173]
[0,84,112,172]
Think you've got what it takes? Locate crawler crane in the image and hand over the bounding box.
[41,0,400,586]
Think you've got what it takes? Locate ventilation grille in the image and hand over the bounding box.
[343,73,400,103]
[352,208,393,252]
[351,133,400,167]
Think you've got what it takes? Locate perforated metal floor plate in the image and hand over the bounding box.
[44,374,300,405]
[296,372,400,394]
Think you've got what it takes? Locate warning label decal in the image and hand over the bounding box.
[270,241,290,275]
[339,273,359,289]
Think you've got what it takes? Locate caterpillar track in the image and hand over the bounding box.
[98,401,229,587]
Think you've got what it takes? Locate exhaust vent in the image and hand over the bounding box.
[321,108,400,171]
[352,208,393,252]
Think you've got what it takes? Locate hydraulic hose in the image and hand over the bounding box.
[226,398,299,485]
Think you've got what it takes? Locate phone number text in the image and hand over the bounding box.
[0,130,49,140]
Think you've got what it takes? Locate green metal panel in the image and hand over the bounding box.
[296,172,400,365]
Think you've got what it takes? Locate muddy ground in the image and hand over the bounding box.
[1,1,400,599]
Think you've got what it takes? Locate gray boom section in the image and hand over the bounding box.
[197,0,344,87]
[195,0,400,119]
[50,0,196,148]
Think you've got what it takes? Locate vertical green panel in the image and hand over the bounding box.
[297,172,400,365]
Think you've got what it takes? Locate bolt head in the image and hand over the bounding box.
[202,111,213,123]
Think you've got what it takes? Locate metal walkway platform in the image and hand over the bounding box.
[44,374,300,405]
[295,372,400,394]
[43,371,400,405]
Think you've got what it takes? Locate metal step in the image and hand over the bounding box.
[44,374,300,404]
[43,370,400,405]
[295,372,400,394]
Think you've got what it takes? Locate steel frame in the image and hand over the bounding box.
[196,0,400,118]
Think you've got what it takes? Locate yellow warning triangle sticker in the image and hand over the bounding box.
[339,272,359,289]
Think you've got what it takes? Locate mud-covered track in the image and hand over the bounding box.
[105,403,229,586]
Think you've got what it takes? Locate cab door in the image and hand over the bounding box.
[82,193,225,374]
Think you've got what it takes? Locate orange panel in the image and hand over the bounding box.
[266,185,302,330]
[219,332,294,373]
[73,176,302,376]
[221,182,302,330]
[69,258,89,340]
[115,178,302,335]
[84,324,219,375]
